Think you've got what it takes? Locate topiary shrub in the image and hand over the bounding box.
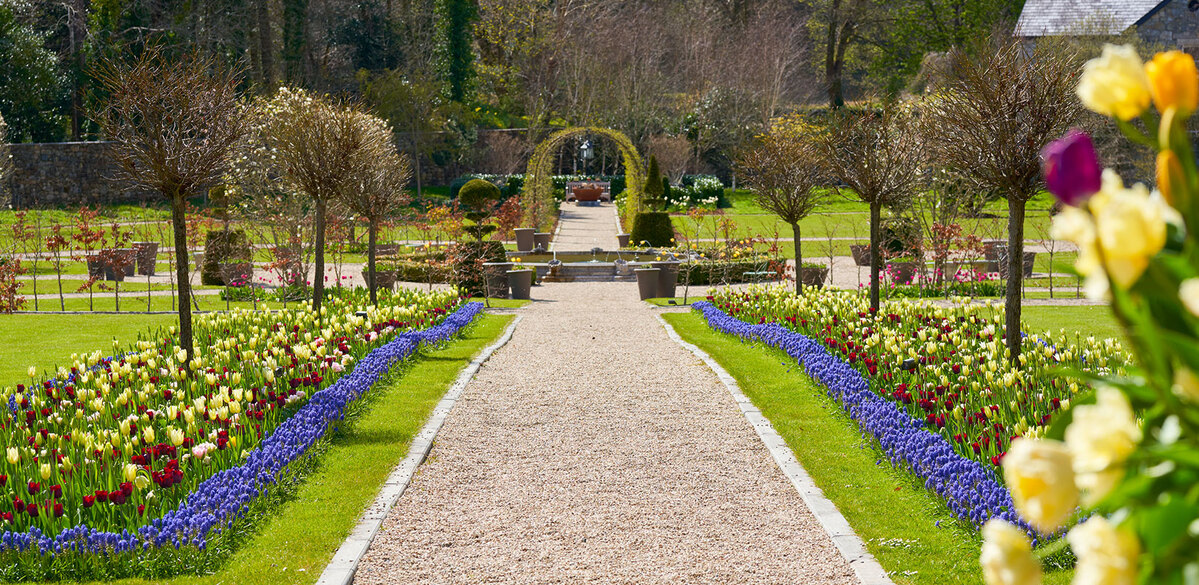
[448,174,480,200]
[459,178,502,241]
[202,229,252,285]
[629,212,674,248]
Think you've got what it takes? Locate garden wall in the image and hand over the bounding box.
[7,141,150,208]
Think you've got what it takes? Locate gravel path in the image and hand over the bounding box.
[551,202,620,251]
[354,281,857,585]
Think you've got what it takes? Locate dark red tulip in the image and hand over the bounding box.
[1042,129,1102,207]
[82,495,95,508]
[26,481,39,495]
[53,503,63,518]
[13,498,24,513]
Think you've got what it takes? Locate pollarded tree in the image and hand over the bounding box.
[0,112,10,207]
[93,50,249,364]
[922,36,1084,365]
[819,107,924,312]
[258,88,380,314]
[736,122,824,294]
[337,113,413,304]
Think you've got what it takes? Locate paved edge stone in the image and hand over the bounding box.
[315,315,524,585]
[655,314,895,585]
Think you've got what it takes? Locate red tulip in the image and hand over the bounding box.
[13,498,24,513]
[26,481,39,495]
[53,503,63,518]
[82,495,95,508]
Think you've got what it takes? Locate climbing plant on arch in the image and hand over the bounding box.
[521,127,645,230]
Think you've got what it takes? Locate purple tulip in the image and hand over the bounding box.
[1042,129,1102,207]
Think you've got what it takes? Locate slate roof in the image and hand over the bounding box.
[1015,0,1169,37]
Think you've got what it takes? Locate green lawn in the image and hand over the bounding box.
[18,312,512,585]
[0,313,177,388]
[662,312,1072,585]
[1021,305,1123,341]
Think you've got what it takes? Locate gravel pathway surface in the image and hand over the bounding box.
[354,281,857,584]
[551,202,620,250]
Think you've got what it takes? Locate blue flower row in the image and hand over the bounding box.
[691,301,1037,539]
[0,301,483,557]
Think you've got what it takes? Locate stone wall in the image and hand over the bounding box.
[6,141,151,208]
[1137,0,1199,50]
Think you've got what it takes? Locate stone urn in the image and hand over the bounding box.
[514,228,535,252]
[651,261,680,299]
[220,262,254,286]
[617,233,631,248]
[635,267,661,300]
[887,261,921,285]
[533,232,551,252]
[799,266,829,289]
[132,242,159,276]
[507,269,534,300]
[482,262,513,298]
[849,244,871,267]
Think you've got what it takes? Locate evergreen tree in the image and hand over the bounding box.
[434,0,477,102]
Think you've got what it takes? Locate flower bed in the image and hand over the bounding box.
[696,286,1127,537]
[0,290,477,574]
[707,287,1125,468]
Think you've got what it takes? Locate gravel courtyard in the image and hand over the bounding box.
[352,281,858,584]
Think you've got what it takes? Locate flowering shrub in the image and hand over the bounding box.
[981,45,1199,584]
[0,289,474,577]
[705,286,1126,470]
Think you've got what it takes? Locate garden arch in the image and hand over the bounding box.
[521,127,645,230]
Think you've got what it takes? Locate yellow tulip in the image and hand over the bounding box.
[1067,517,1139,585]
[1002,438,1078,533]
[39,463,52,480]
[1065,386,1141,505]
[980,520,1042,585]
[1145,50,1199,115]
[1077,44,1152,121]
[1156,150,1185,207]
[6,447,19,465]
[123,463,138,482]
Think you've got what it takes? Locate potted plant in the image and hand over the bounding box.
[132,241,159,275]
[651,259,680,298]
[799,262,829,288]
[507,259,535,300]
[886,257,922,285]
[634,266,660,300]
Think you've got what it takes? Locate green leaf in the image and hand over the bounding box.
[1045,388,1093,441]
[1139,496,1199,556]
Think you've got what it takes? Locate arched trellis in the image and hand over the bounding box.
[521,127,645,231]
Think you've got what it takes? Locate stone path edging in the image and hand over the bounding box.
[655,314,895,585]
[315,315,523,585]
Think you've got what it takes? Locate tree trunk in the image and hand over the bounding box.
[171,194,194,367]
[256,0,275,89]
[313,197,327,314]
[368,215,379,305]
[791,222,803,295]
[1005,198,1026,366]
[870,200,881,312]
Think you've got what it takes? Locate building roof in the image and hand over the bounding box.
[1015,0,1169,37]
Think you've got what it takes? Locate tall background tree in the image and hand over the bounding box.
[257,88,378,314]
[92,50,248,361]
[336,113,413,304]
[819,107,923,311]
[736,121,824,294]
[922,36,1085,364]
[435,0,477,102]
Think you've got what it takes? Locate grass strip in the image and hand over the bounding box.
[26,312,513,585]
[661,311,1072,585]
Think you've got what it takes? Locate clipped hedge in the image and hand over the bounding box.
[680,258,784,285]
[629,212,674,247]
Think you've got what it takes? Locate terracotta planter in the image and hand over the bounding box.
[220,262,254,286]
[887,261,921,285]
[361,267,398,291]
[651,261,680,298]
[617,233,630,248]
[132,242,158,276]
[799,266,829,289]
[533,232,551,251]
[514,228,535,252]
[850,245,871,267]
[507,269,534,300]
[482,262,513,298]
[635,268,660,300]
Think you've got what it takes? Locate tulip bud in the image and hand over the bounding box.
[1146,50,1199,115]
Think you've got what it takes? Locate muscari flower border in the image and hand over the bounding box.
[691,301,1041,541]
[0,301,483,558]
